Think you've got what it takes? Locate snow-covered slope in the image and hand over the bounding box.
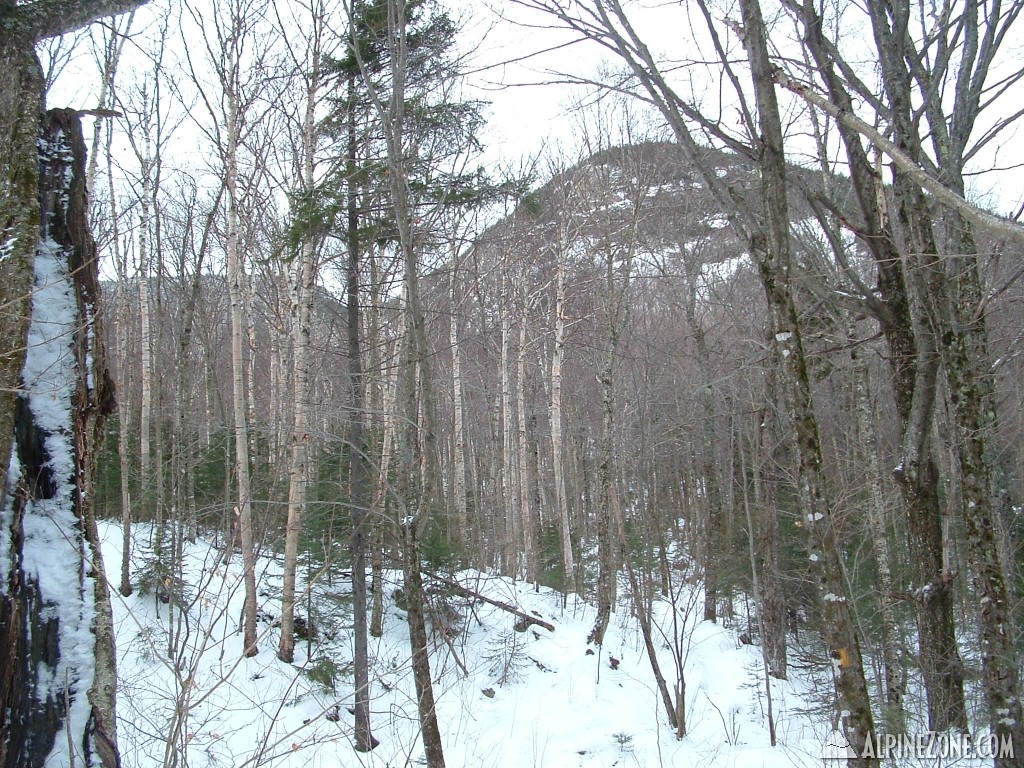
[100,523,861,767]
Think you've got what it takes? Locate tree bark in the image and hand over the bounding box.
[449,253,468,548]
[0,6,148,763]
[344,61,378,751]
[550,257,575,588]
[225,94,259,657]
[753,400,786,680]
[0,27,44,508]
[939,211,1024,762]
[1,107,119,768]
[499,280,518,575]
[739,0,877,760]
[109,132,134,597]
[279,24,321,666]
[589,336,617,646]
[359,2,447,763]
[515,305,536,581]
[851,343,904,730]
[137,123,153,520]
[796,1,969,733]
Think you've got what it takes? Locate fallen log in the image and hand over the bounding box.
[423,571,555,633]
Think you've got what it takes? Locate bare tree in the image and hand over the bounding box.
[785,1,1024,748]
[275,0,331,668]
[182,0,280,657]
[507,0,879,758]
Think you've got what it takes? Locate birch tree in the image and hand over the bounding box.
[182,0,278,657]
[275,0,331,669]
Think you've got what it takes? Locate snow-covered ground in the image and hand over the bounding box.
[97,523,983,767]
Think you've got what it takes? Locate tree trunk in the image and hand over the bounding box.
[0,30,42,508]
[550,259,575,589]
[589,339,617,646]
[344,65,378,752]
[939,212,1024,762]
[798,4,969,732]
[371,284,403,639]
[752,402,786,679]
[499,284,518,576]
[279,37,321,666]
[110,142,134,597]
[852,339,904,730]
[1,107,119,768]
[374,3,446,762]
[740,0,877,760]
[225,97,259,658]
[137,129,153,519]
[516,308,536,581]
[449,254,468,545]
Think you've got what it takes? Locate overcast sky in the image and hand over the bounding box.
[43,0,1024,219]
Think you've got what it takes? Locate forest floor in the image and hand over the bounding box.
[98,522,971,767]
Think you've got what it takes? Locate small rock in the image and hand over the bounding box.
[482,688,496,698]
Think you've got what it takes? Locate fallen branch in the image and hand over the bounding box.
[423,571,555,633]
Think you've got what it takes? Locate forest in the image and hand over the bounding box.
[1,0,1023,766]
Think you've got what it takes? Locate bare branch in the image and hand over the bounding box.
[14,0,150,41]
[774,68,1024,245]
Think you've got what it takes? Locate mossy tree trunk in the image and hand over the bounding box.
[1,5,149,765]
[739,0,878,760]
[1,107,118,768]
[797,2,969,733]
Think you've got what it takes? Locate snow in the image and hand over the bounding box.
[0,450,20,567]
[0,234,17,264]
[22,225,96,766]
[0,126,122,767]
[97,522,870,768]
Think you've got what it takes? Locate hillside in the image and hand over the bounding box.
[105,521,839,768]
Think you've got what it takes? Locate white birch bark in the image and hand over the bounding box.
[138,127,153,500]
[226,92,259,657]
[449,260,468,537]
[278,101,316,663]
[550,258,574,586]
[499,280,518,574]
[516,299,535,580]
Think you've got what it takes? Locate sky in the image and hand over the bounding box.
[453,1,688,169]
[42,0,1024,220]
[43,0,682,177]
